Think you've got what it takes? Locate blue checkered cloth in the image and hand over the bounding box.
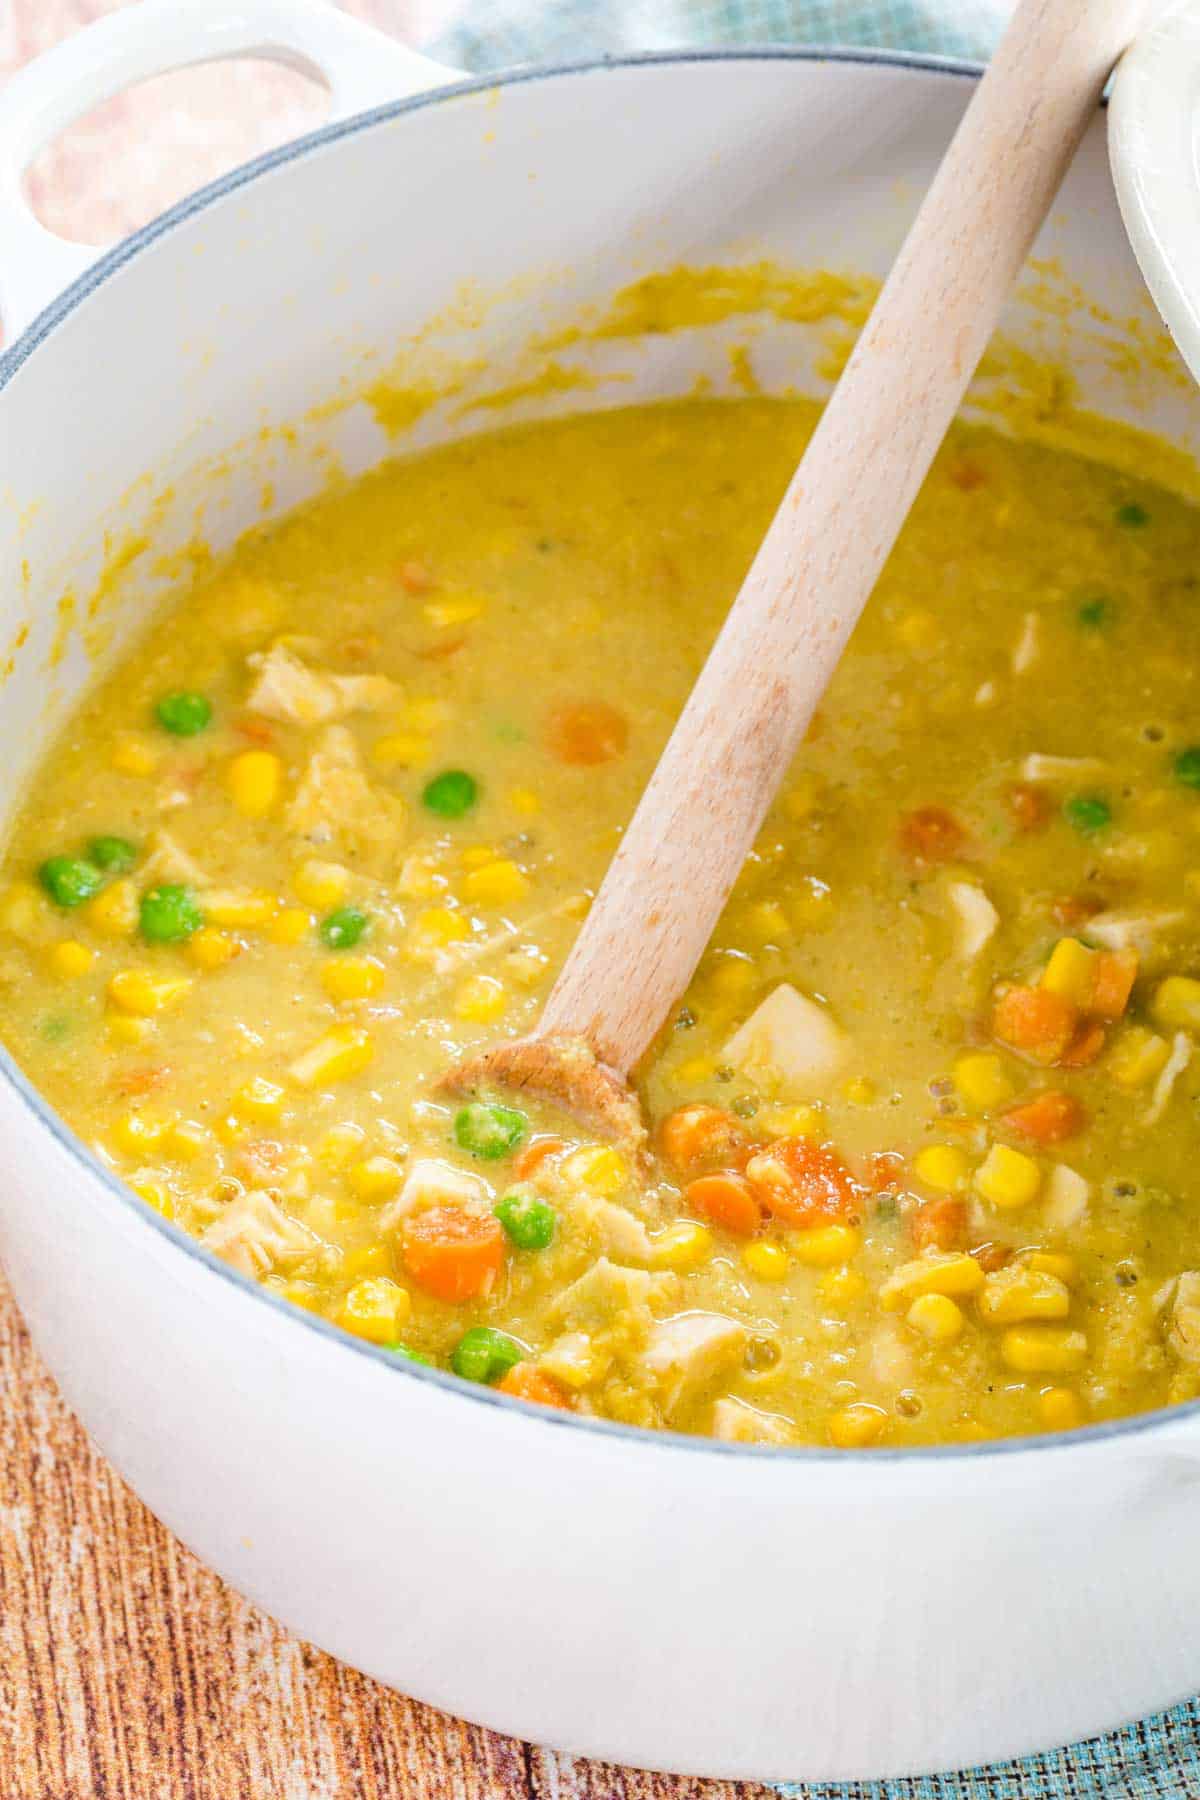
[429,2,1200,1790]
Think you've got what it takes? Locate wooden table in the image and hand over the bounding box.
[0,6,766,1795]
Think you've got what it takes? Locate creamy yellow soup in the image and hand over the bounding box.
[4,395,1200,1447]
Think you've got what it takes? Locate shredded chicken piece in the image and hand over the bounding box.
[550,1259,674,1334]
[201,1189,324,1279]
[1169,1272,1200,1365]
[1146,1032,1192,1127]
[247,642,400,725]
[639,1312,747,1421]
[583,1198,656,1265]
[1043,1162,1090,1231]
[379,1157,486,1232]
[1012,611,1040,674]
[723,982,848,1094]
[711,1397,794,1446]
[141,829,207,887]
[287,725,405,872]
[1084,911,1185,957]
[1020,753,1108,784]
[946,880,998,960]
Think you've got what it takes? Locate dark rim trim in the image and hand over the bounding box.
[0,45,1173,1466]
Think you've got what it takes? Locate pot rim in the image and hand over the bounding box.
[1,43,1180,1467]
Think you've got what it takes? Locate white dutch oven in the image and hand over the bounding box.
[1,1,1200,1782]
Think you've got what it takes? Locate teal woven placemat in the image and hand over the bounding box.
[429,1,1195,1789]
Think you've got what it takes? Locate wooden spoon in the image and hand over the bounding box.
[446,0,1144,1151]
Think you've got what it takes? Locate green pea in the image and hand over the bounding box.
[1063,793,1112,836]
[320,906,368,950]
[384,1343,432,1366]
[155,690,212,736]
[1114,501,1150,529]
[454,1101,527,1161]
[494,1184,557,1251]
[88,835,137,873]
[1174,747,1200,790]
[422,769,479,819]
[139,884,203,943]
[450,1326,523,1385]
[1076,595,1113,630]
[38,855,103,909]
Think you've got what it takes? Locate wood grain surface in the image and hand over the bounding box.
[0,4,769,1795]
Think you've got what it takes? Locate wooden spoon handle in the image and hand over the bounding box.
[539,0,1144,1078]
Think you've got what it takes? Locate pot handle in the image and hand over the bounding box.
[1109,0,1200,388]
[0,0,462,341]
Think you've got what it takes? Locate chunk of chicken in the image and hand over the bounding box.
[711,1397,794,1446]
[379,1157,487,1232]
[141,829,207,887]
[582,1198,656,1265]
[946,880,998,961]
[1043,1162,1090,1231]
[1169,1272,1200,1366]
[201,1188,323,1279]
[549,1258,676,1334]
[246,643,400,725]
[286,725,405,872]
[639,1312,747,1420]
[723,982,848,1095]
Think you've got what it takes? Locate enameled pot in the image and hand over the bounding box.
[1,2,1200,1781]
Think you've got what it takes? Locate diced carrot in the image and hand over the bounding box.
[402,1207,505,1303]
[1051,894,1103,929]
[398,559,433,594]
[496,1362,573,1410]
[234,716,275,746]
[898,806,966,864]
[1090,948,1138,1021]
[1005,783,1051,832]
[658,1104,752,1176]
[111,1063,171,1097]
[909,1196,967,1253]
[685,1172,763,1236]
[513,1135,565,1180]
[992,985,1078,1065]
[970,1241,1012,1274]
[1059,1019,1106,1069]
[1001,1089,1086,1145]
[745,1138,860,1229]
[545,701,629,766]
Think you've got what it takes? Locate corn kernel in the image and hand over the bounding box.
[707,955,755,1000]
[347,1155,404,1201]
[111,735,157,777]
[0,881,42,938]
[1040,937,1096,1007]
[1107,1024,1170,1088]
[914,1144,970,1193]
[409,907,471,949]
[790,1223,860,1267]
[1024,1250,1077,1285]
[906,1292,965,1343]
[399,697,452,733]
[130,1178,174,1219]
[828,1403,888,1448]
[338,1276,411,1344]
[423,596,483,628]
[268,907,311,946]
[742,1240,789,1281]
[215,1112,250,1146]
[978,1265,1071,1325]
[321,956,385,1003]
[106,1014,156,1047]
[165,1119,211,1161]
[398,853,446,900]
[818,1266,869,1305]
[672,1055,716,1086]
[108,968,193,1016]
[291,859,350,910]
[463,859,529,908]
[317,1121,367,1166]
[843,1076,877,1107]
[953,1051,1016,1111]
[504,946,548,989]
[112,1112,170,1157]
[507,786,541,816]
[880,1253,985,1310]
[974,1142,1041,1211]
[461,844,499,870]
[759,1103,825,1139]
[651,1221,714,1270]
[372,732,433,769]
[288,1024,374,1088]
[84,878,138,938]
[453,973,507,1023]
[187,927,239,970]
[233,1075,286,1123]
[1151,975,1200,1033]
[203,889,276,930]
[1000,1325,1087,1374]
[47,939,94,979]
[227,749,282,818]
[1039,1386,1085,1430]
[341,1243,393,1280]
[561,1145,628,1197]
